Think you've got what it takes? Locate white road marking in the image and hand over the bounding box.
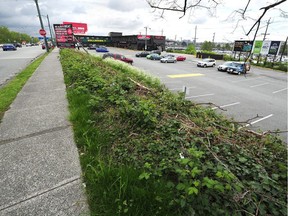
[212,102,240,110]
[169,87,196,91]
[273,88,288,94]
[240,114,274,128]
[186,93,215,99]
[232,77,261,83]
[250,83,269,88]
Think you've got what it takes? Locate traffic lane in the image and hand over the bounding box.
[90,48,287,140]
[0,46,45,86]
[160,70,287,140]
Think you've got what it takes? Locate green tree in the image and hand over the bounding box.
[201,41,214,52]
[224,43,232,51]
[0,26,34,44]
[185,44,196,54]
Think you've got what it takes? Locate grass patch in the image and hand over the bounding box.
[60,49,287,216]
[0,53,48,119]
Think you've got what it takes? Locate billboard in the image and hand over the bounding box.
[268,41,281,55]
[260,41,271,55]
[233,40,253,52]
[252,40,263,54]
[53,24,75,48]
[63,22,88,34]
[137,35,151,40]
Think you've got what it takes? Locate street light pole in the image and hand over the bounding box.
[34,0,49,52]
[46,14,54,46]
[144,26,150,51]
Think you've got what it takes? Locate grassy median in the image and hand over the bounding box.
[60,49,287,216]
[0,53,48,120]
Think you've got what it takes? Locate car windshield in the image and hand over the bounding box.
[223,62,233,65]
[203,59,212,62]
[233,63,243,67]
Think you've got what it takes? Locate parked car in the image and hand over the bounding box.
[88,44,98,50]
[227,62,251,75]
[197,58,216,67]
[2,44,17,51]
[151,50,161,55]
[176,56,186,61]
[217,61,234,71]
[135,51,150,57]
[160,56,177,63]
[103,53,133,64]
[96,46,109,52]
[147,53,161,60]
[14,43,22,48]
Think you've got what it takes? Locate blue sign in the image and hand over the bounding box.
[38,36,51,40]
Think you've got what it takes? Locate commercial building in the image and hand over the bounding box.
[74,32,166,51]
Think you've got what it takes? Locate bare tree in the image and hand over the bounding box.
[146,0,220,18]
[147,0,287,63]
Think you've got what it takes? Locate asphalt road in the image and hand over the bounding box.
[90,47,287,142]
[0,45,45,86]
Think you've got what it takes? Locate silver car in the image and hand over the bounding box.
[217,61,234,71]
[160,56,177,63]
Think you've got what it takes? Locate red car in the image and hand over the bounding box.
[103,53,133,65]
[176,56,186,61]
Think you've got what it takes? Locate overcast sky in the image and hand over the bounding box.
[0,0,287,42]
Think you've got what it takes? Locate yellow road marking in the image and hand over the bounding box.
[168,73,204,78]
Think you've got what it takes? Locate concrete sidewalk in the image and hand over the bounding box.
[0,48,89,215]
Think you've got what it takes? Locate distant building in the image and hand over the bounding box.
[74,32,166,51]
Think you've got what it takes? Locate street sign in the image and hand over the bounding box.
[39,29,46,36]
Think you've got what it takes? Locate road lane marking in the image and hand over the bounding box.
[250,83,269,88]
[212,102,240,110]
[232,77,260,83]
[168,73,204,78]
[240,114,274,129]
[186,93,214,99]
[169,87,196,91]
[273,88,288,94]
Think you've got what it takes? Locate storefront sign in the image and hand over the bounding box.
[233,40,253,52]
[53,24,75,48]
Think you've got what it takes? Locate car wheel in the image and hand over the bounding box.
[213,64,215,67]
[204,64,207,68]
[165,60,167,63]
[237,71,241,75]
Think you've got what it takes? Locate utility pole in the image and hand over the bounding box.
[193,25,197,44]
[34,0,49,52]
[46,14,54,46]
[262,18,271,41]
[279,36,287,63]
[212,32,215,43]
[261,18,271,64]
[144,26,150,51]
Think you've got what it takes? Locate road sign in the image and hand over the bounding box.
[39,29,46,36]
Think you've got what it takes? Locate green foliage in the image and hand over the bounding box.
[185,44,196,54]
[60,48,287,216]
[0,26,36,44]
[201,41,214,52]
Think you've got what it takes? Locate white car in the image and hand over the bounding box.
[160,56,177,63]
[197,58,216,67]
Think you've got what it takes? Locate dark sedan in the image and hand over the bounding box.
[96,46,109,52]
[2,44,17,51]
[135,51,150,57]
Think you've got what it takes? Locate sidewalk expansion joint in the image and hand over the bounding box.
[0,176,81,212]
[0,124,72,147]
